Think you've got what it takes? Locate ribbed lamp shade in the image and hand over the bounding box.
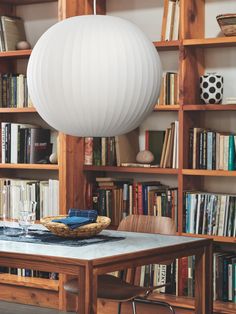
[27,15,162,137]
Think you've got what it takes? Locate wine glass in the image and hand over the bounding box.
[18,201,37,237]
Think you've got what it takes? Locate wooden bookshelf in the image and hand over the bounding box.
[0,0,88,312]
[0,0,235,313]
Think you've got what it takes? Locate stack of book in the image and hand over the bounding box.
[0,178,59,220]
[161,0,180,41]
[178,252,236,303]
[184,191,236,237]
[156,72,179,106]
[145,121,179,169]
[0,73,33,108]
[0,16,27,51]
[189,128,236,170]
[86,178,178,226]
[1,123,56,164]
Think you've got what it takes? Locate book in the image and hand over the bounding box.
[115,128,139,167]
[1,16,26,51]
[29,128,51,164]
[84,137,93,165]
[145,130,165,165]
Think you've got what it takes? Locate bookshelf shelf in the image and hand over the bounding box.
[83,165,179,175]
[183,104,236,111]
[154,105,180,111]
[183,37,236,48]
[182,169,236,177]
[153,40,180,50]
[0,163,59,170]
[151,293,236,314]
[181,233,236,244]
[0,107,36,113]
[0,273,59,291]
[0,50,32,59]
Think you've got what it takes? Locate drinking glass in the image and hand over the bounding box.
[18,201,37,237]
[0,185,24,236]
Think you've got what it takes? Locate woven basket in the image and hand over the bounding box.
[41,215,111,238]
[216,14,236,36]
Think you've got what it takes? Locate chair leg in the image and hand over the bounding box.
[132,300,137,314]
[118,302,122,314]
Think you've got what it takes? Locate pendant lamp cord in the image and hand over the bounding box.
[93,0,97,15]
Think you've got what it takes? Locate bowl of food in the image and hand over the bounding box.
[216,14,236,36]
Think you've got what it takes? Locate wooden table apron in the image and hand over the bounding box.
[0,238,213,314]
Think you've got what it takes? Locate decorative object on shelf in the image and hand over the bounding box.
[136,150,154,164]
[41,215,111,238]
[27,0,162,137]
[216,14,236,36]
[200,74,223,104]
[49,152,58,164]
[16,40,31,50]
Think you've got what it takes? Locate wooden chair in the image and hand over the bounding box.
[64,215,176,314]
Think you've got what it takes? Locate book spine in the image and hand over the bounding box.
[228,134,235,171]
[84,137,93,165]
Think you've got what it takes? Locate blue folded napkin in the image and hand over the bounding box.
[52,209,98,230]
[68,209,98,220]
[52,216,94,230]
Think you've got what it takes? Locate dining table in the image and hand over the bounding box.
[0,225,213,314]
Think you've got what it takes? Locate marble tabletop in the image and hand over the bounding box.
[0,224,207,261]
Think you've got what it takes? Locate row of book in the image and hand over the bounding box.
[0,267,59,280]
[189,128,236,170]
[0,178,59,220]
[156,72,179,106]
[137,262,177,295]
[184,192,236,237]
[146,122,179,168]
[86,178,178,226]
[161,0,180,41]
[84,129,140,167]
[130,254,236,303]
[0,15,27,51]
[213,252,236,302]
[1,122,57,164]
[0,74,33,108]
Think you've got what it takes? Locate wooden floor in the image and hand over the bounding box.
[0,301,75,314]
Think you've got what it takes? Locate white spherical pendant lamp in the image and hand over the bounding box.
[27,15,162,137]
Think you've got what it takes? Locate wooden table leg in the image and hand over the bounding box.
[195,241,213,314]
[77,263,98,314]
